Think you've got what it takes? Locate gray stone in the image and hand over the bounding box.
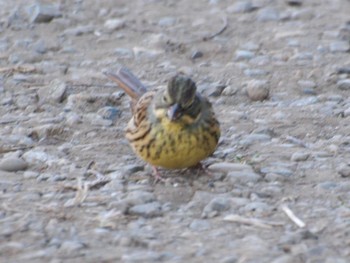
[221,85,238,96]
[63,26,94,36]
[104,19,125,31]
[221,256,238,263]
[242,201,272,214]
[0,157,28,172]
[257,8,280,22]
[125,191,156,206]
[337,163,350,177]
[85,113,113,127]
[227,1,256,13]
[336,66,350,74]
[208,162,253,173]
[291,152,310,162]
[297,80,316,90]
[292,9,315,20]
[128,202,162,218]
[235,50,255,60]
[337,79,350,90]
[158,17,176,27]
[38,79,67,103]
[240,134,271,146]
[22,150,52,164]
[122,251,164,262]
[292,52,313,61]
[59,240,86,253]
[23,171,39,179]
[344,107,350,117]
[97,106,121,122]
[260,166,293,177]
[271,255,300,263]
[121,164,144,174]
[114,48,133,58]
[227,171,261,184]
[329,41,350,53]
[191,50,204,59]
[286,0,303,6]
[317,181,338,190]
[198,82,225,97]
[202,197,231,218]
[290,97,318,106]
[189,219,211,231]
[244,69,269,77]
[28,3,62,23]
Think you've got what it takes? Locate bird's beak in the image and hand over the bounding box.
[167,104,182,121]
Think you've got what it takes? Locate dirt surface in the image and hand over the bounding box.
[1,0,350,262]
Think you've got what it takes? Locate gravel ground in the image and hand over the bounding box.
[1,0,350,262]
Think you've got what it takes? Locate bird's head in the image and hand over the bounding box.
[154,74,200,123]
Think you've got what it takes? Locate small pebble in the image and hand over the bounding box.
[114,48,133,58]
[227,171,261,184]
[329,41,350,53]
[297,80,316,90]
[291,152,310,162]
[158,17,176,27]
[38,79,67,103]
[104,19,125,31]
[226,1,256,13]
[189,219,211,231]
[246,80,270,101]
[260,166,294,177]
[208,162,253,173]
[257,8,280,22]
[244,69,269,77]
[63,26,94,36]
[337,163,350,178]
[286,0,303,6]
[239,134,271,146]
[128,202,162,218]
[59,240,86,253]
[202,197,231,218]
[0,157,28,172]
[125,191,156,206]
[235,50,255,61]
[23,171,39,179]
[97,106,121,122]
[28,3,62,23]
[191,50,203,59]
[336,79,350,90]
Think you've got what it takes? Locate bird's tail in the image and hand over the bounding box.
[104,67,148,100]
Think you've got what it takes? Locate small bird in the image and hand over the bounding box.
[104,67,220,180]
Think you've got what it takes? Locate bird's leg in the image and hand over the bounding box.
[152,166,166,183]
[191,162,213,177]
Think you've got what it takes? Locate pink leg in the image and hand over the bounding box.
[152,166,165,183]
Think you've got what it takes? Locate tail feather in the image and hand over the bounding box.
[104,67,148,100]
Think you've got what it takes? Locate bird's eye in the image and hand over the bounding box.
[163,95,168,102]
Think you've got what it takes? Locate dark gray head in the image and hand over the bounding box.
[154,74,201,122]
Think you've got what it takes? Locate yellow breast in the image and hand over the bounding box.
[128,115,219,169]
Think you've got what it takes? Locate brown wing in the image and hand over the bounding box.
[125,91,155,142]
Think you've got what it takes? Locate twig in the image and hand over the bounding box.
[223,214,284,229]
[203,15,228,41]
[0,64,37,74]
[64,177,89,207]
[281,205,306,228]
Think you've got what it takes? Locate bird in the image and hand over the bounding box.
[104,67,220,181]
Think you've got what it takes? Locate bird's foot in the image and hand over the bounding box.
[152,166,166,183]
